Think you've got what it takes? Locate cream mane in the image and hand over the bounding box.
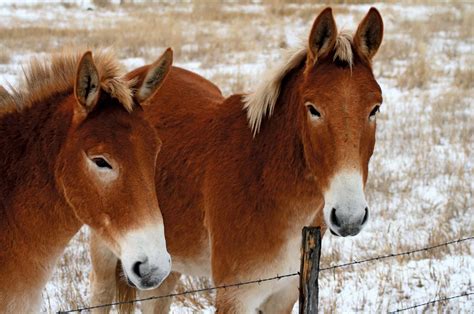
[0,49,134,115]
[243,32,354,136]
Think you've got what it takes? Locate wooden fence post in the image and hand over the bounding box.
[299,227,322,314]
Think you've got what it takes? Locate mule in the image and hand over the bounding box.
[0,48,174,312]
[91,7,384,313]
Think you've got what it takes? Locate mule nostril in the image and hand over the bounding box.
[362,207,369,225]
[132,261,143,278]
[330,208,341,227]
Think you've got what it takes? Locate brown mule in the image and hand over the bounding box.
[91,7,384,313]
[0,48,174,312]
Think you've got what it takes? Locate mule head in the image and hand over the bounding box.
[56,49,173,289]
[300,8,383,237]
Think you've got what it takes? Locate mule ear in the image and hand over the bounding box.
[307,7,337,64]
[136,48,173,104]
[74,51,100,111]
[353,7,383,60]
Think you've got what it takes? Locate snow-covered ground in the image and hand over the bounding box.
[0,1,472,313]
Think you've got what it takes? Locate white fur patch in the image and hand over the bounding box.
[85,154,118,183]
[120,224,171,290]
[323,170,368,232]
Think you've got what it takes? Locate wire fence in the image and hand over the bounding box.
[388,291,474,313]
[59,235,474,313]
[60,273,300,313]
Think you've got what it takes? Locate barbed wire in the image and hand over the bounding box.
[389,290,474,313]
[59,235,474,313]
[58,272,299,313]
[319,235,474,272]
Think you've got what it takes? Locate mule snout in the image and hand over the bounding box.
[329,206,369,237]
[323,171,369,237]
[126,255,171,289]
[120,224,171,290]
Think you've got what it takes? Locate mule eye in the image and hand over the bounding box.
[369,105,380,121]
[306,104,321,119]
[92,157,112,169]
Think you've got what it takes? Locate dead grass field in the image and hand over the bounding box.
[0,0,472,312]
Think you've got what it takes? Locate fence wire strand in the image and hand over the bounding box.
[59,235,473,313]
[389,290,474,313]
[319,235,474,272]
[59,273,299,313]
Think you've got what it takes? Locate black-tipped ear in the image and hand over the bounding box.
[136,48,173,104]
[354,7,384,60]
[307,7,338,64]
[74,51,100,111]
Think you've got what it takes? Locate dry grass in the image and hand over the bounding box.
[92,0,111,7]
[0,51,10,64]
[0,0,471,312]
[396,43,433,89]
[175,276,214,311]
[453,67,474,89]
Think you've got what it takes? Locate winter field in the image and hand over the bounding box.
[0,0,472,313]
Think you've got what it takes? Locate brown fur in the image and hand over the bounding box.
[93,7,384,313]
[0,49,171,312]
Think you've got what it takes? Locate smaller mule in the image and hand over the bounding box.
[0,48,174,312]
